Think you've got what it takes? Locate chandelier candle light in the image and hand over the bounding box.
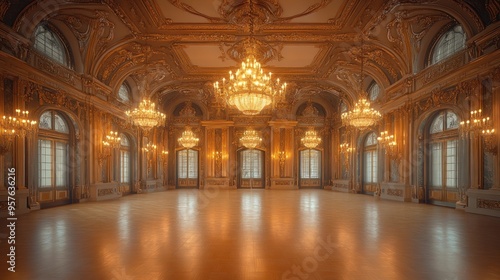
[178,127,199,149]
[213,56,287,115]
[240,128,262,149]
[1,109,37,138]
[126,99,165,131]
[301,128,321,149]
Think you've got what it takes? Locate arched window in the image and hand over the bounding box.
[429,111,459,188]
[120,135,131,186]
[431,25,466,65]
[118,83,131,102]
[300,149,320,179]
[38,110,72,207]
[368,82,380,101]
[363,132,378,184]
[33,25,68,66]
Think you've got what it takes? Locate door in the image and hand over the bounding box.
[239,149,264,188]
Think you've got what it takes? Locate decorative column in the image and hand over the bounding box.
[268,120,297,189]
[201,120,234,189]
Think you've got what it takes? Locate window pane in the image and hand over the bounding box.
[365,132,378,146]
[121,150,130,183]
[38,140,53,188]
[368,83,380,101]
[364,150,377,183]
[432,25,465,64]
[310,150,320,179]
[178,150,187,179]
[188,150,198,179]
[430,142,443,187]
[446,140,457,188]
[118,84,130,102]
[300,150,310,179]
[242,150,261,179]
[446,111,459,130]
[430,113,444,134]
[54,113,69,133]
[39,111,52,130]
[34,25,66,65]
[55,142,68,187]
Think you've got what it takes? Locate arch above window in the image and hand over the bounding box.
[431,25,466,65]
[33,25,68,66]
[365,132,378,147]
[118,83,131,102]
[39,111,69,134]
[430,110,459,134]
[120,134,130,147]
[368,82,380,101]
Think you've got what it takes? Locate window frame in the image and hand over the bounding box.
[33,24,70,67]
[300,149,321,179]
[430,25,466,65]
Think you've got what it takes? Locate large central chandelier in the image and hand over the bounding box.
[341,38,381,129]
[213,56,287,115]
[126,99,165,131]
[341,98,381,129]
[178,126,199,148]
[213,0,286,116]
[301,128,321,149]
[240,128,262,149]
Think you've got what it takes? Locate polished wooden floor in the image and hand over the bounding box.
[2,189,500,280]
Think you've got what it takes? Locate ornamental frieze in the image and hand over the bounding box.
[477,199,500,210]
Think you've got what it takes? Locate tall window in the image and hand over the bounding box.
[120,135,130,184]
[38,111,70,189]
[241,149,262,179]
[431,25,466,65]
[364,132,378,183]
[429,111,459,188]
[300,149,320,179]
[118,83,131,102]
[368,82,380,101]
[178,149,198,179]
[34,25,67,66]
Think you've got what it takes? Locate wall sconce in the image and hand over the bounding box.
[98,131,121,166]
[482,128,497,154]
[377,131,397,156]
[340,142,353,171]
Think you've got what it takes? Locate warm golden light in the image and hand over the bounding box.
[178,127,199,148]
[126,99,165,130]
[0,109,37,138]
[240,129,262,149]
[213,56,287,115]
[301,128,321,149]
[341,98,381,129]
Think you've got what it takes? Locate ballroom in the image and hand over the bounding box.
[1,1,500,279]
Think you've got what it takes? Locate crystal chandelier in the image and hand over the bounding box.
[126,99,165,131]
[178,126,199,148]
[240,128,262,149]
[341,39,381,129]
[213,0,286,116]
[301,128,321,149]
[213,56,287,115]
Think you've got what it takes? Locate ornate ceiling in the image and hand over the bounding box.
[1,0,497,114]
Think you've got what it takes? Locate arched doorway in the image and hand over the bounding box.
[425,110,460,206]
[238,149,264,188]
[37,110,74,208]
